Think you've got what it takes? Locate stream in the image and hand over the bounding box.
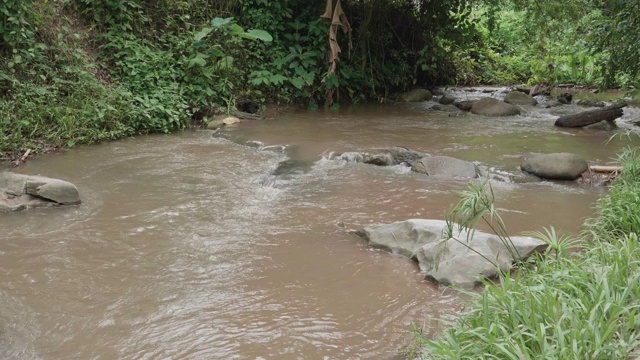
[1,94,639,359]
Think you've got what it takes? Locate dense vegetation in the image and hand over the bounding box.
[2,1,640,357]
[412,146,640,358]
[1,0,639,159]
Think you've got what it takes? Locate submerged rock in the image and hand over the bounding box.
[357,219,546,287]
[544,100,563,108]
[504,91,538,106]
[471,97,521,116]
[399,89,432,102]
[438,94,456,105]
[576,99,606,107]
[339,147,427,167]
[386,147,427,165]
[431,104,460,112]
[0,172,81,211]
[454,100,477,112]
[520,153,588,180]
[412,156,478,179]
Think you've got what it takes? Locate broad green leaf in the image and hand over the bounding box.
[230,24,245,35]
[217,56,234,70]
[188,53,208,68]
[194,27,212,41]
[290,77,305,89]
[210,17,233,28]
[241,30,273,42]
[211,47,225,57]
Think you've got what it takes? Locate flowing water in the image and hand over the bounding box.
[1,94,639,359]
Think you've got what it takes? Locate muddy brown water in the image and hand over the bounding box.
[1,98,639,359]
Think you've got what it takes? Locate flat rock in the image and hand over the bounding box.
[357,219,547,287]
[412,156,478,178]
[470,97,521,116]
[520,153,588,180]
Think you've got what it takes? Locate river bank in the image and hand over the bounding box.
[417,146,640,358]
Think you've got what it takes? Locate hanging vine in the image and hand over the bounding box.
[320,0,352,108]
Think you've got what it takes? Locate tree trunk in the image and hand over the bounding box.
[554,102,627,128]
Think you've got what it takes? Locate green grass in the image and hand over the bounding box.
[415,147,640,359]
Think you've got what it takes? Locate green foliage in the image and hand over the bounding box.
[4,0,638,158]
[419,234,640,359]
[587,145,640,238]
[443,181,521,265]
[591,0,640,87]
[0,0,35,54]
[237,0,326,104]
[464,1,638,87]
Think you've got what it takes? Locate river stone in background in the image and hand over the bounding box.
[454,100,477,111]
[0,171,81,211]
[412,156,478,178]
[223,116,240,125]
[386,147,426,165]
[206,115,240,129]
[399,89,432,102]
[520,153,589,180]
[206,115,227,129]
[470,97,521,116]
[438,94,456,105]
[431,104,460,112]
[357,219,547,287]
[503,91,538,106]
[576,99,606,107]
[585,120,618,131]
[544,100,563,108]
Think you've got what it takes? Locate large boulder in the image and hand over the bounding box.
[470,97,521,116]
[412,156,478,178]
[0,172,81,210]
[503,91,538,106]
[357,219,547,287]
[399,89,432,102]
[520,153,588,180]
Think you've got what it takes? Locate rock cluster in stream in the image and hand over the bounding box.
[336,146,593,184]
[337,146,480,179]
